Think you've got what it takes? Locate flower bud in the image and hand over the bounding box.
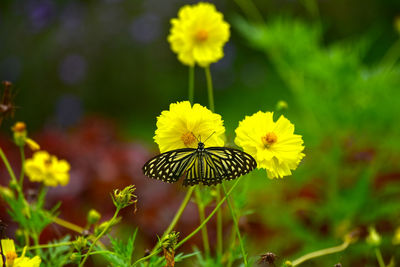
[0,186,14,200]
[276,100,289,111]
[284,261,293,266]
[366,227,381,247]
[162,231,180,251]
[87,209,101,225]
[111,185,137,210]
[73,236,87,251]
[11,122,27,147]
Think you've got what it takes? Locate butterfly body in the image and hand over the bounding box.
[142,141,257,186]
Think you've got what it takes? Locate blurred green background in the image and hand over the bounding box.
[1,0,400,266]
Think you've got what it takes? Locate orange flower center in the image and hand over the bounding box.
[261,132,278,148]
[195,29,208,42]
[6,251,17,265]
[181,132,196,147]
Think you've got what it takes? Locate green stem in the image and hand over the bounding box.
[221,184,247,266]
[204,66,215,112]
[204,65,223,257]
[52,216,86,234]
[375,248,386,267]
[233,0,264,24]
[79,208,121,267]
[380,38,400,70]
[176,177,242,249]
[0,148,21,194]
[18,242,72,252]
[291,240,350,266]
[19,146,25,188]
[132,248,161,266]
[188,66,195,104]
[151,186,195,253]
[194,188,210,256]
[0,147,31,217]
[215,185,223,257]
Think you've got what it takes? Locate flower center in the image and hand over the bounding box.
[195,29,208,42]
[6,251,17,265]
[261,132,278,148]
[181,132,196,147]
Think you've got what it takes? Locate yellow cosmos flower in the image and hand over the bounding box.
[235,111,305,179]
[0,239,41,267]
[167,2,230,67]
[25,151,70,187]
[154,101,225,153]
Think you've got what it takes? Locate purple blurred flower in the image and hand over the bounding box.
[58,54,87,85]
[130,13,161,44]
[26,0,55,31]
[55,94,83,128]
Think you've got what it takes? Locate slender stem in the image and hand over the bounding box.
[19,147,25,188]
[31,230,40,255]
[0,147,30,217]
[151,186,195,253]
[79,208,121,267]
[233,0,264,24]
[176,177,242,249]
[132,248,161,266]
[52,216,86,234]
[18,242,72,252]
[194,188,210,256]
[204,65,223,257]
[215,185,223,257]
[204,66,215,112]
[0,148,21,194]
[380,38,400,70]
[291,240,350,266]
[188,66,195,104]
[375,248,386,267]
[221,183,247,266]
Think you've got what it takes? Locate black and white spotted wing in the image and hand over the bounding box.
[142,144,257,186]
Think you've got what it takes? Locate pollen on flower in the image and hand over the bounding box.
[261,132,278,148]
[181,132,196,147]
[195,29,208,42]
[6,251,17,263]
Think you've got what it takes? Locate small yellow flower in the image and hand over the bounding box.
[25,151,70,187]
[0,239,41,267]
[167,2,230,67]
[392,226,400,245]
[154,101,225,153]
[235,111,305,179]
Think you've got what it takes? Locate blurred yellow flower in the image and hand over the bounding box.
[393,226,400,245]
[235,111,305,179]
[154,101,225,153]
[0,239,41,267]
[25,151,70,187]
[167,2,230,67]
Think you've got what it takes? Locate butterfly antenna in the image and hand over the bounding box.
[203,131,216,144]
[190,132,201,143]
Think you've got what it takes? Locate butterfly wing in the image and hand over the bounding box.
[142,148,197,183]
[204,147,257,182]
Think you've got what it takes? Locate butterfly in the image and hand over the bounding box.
[142,139,257,186]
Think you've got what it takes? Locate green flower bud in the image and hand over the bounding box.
[0,186,14,200]
[366,227,381,247]
[276,100,289,111]
[161,231,180,252]
[111,185,137,210]
[87,209,101,225]
[73,236,87,251]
